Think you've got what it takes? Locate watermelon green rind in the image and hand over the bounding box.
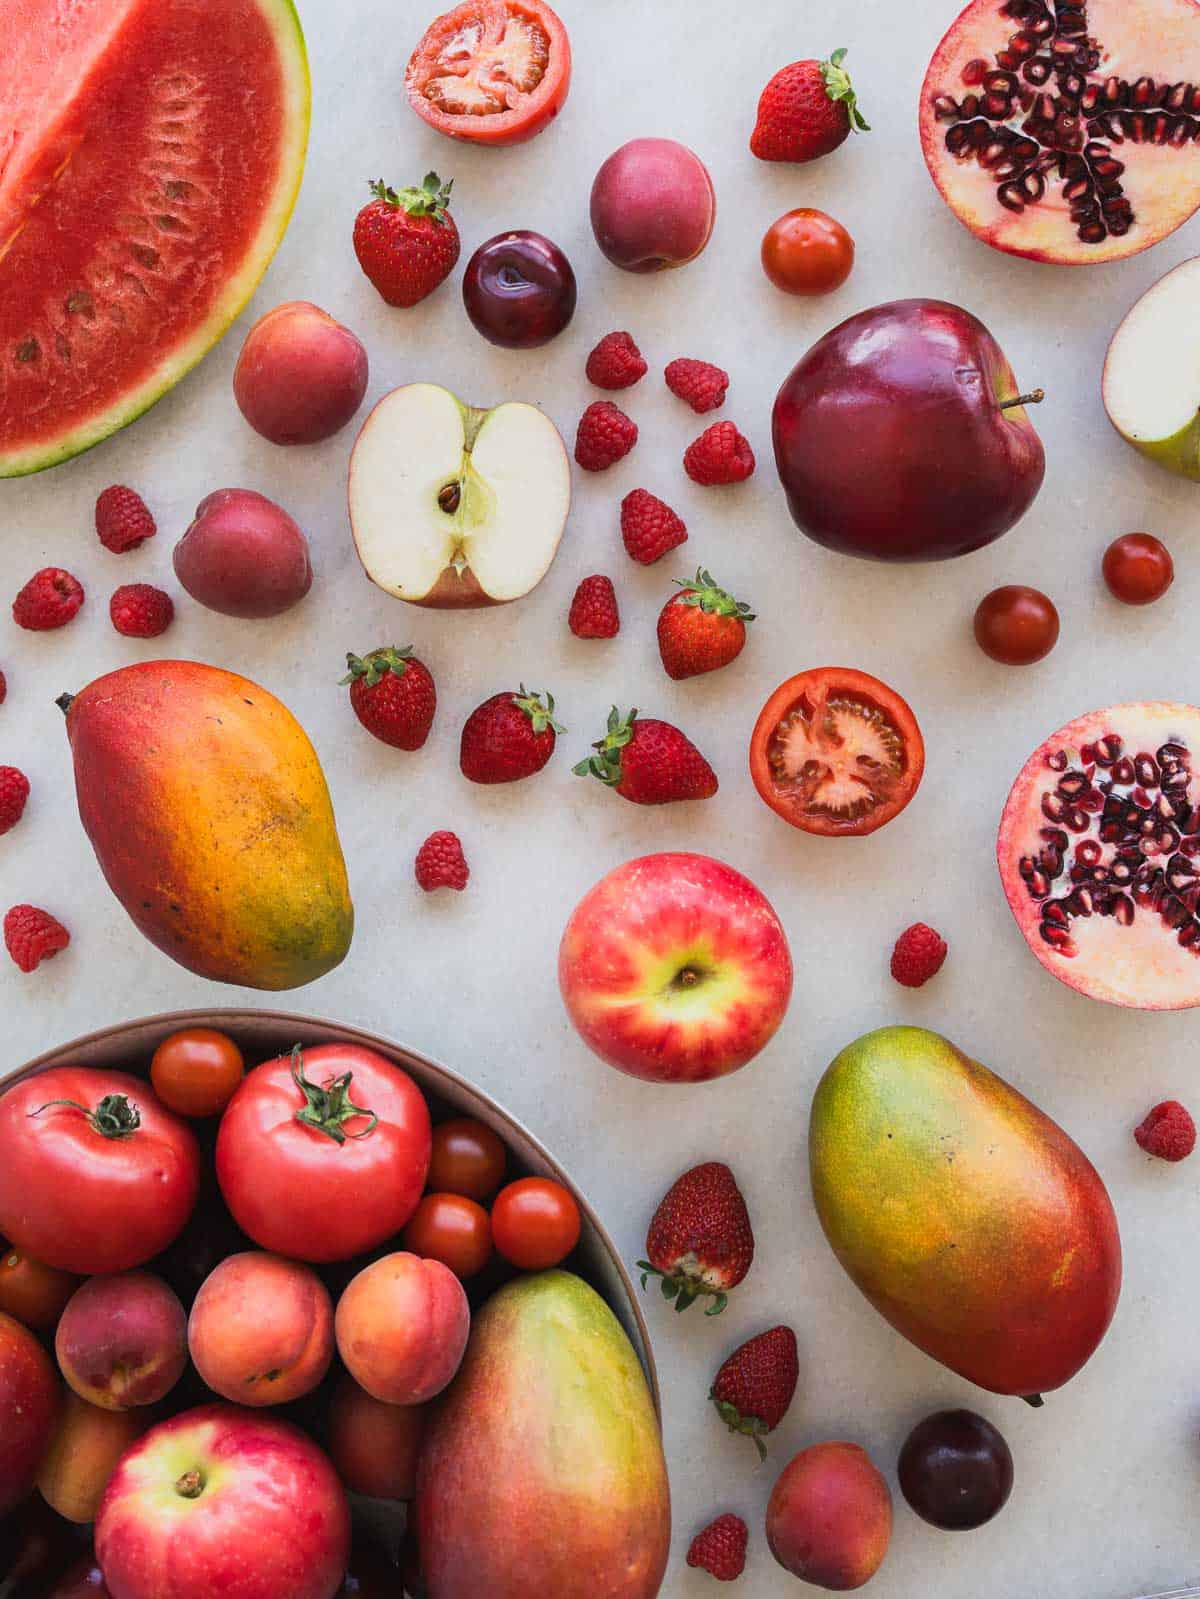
[0,0,311,479]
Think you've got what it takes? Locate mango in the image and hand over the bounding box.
[809,1025,1121,1401]
[415,1269,670,1598]
[59,661,353,989]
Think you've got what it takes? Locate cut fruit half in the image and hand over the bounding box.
[919,0,1200,265]
[348,383,571,608]
[0,0,309,478]
[1103,256,1200,479]
[998,703,1200,1008]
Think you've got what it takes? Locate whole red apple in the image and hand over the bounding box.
[772,299,1045,562]
[94,1403,350,1599]
[0,1309,59,1514]
[558,852,793,1084]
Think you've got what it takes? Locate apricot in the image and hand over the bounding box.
[0,1239,78,1332]
[173,488,313,619]
[38,1392,146,1523]
[335,1251,469,1406]
[328,1373,425,1499]
[188,1251,334,1406]
[55,1272,187,1410]
[234,300,369,445]
[589,138,716,273]
[0,1309,59,1513]
[767,1442,893,1590]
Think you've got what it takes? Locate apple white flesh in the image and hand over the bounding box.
[1103,256,1200,481]
[348,383,571,607]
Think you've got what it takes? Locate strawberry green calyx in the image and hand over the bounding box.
[341,646,416,687]
[513,685,565,735]
[674,569,755,621]
[573,705,637,786]
[637,1258,729,1316]
[821,48,870,132]
[367,172,454,223]
[711,1394,771,1460]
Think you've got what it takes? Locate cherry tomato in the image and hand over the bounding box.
[0,1068,200,1275]
[0,1240,77,1332]
[428,1118,507,1200]
[150,1028,244,1119]
[402,1193,493,1279]
[749,668,925,837]
[491,1177,580,1270]
[761,209,855,296]
[973,585,1059,665]
[1102,533,1174,605]
[406,1,572,147]
[216,1044,431,1263]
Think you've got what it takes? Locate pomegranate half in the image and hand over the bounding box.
[998,704,1200,1009]
[919,0,1200,265]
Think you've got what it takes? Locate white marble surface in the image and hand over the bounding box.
[4,0,1200,1593]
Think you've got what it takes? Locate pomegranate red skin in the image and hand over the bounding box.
[772,299,1045,562]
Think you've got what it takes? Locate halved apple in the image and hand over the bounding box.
[348,383,571,607]
[1103,256,1200,481]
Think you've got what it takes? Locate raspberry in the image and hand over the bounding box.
[686,1514,748,1582]
[0,767,30,836]
[95,485,157,554]
[890,922,948,987]
[12,568,85,631]
[586,331,647,390]
[415,831,469,892]
[568,575,620,639]
[620,489,688,565]
[683,422,756,486]
[4,905,70,973]
[575,401,638,472]
[1134,1100,1196,1162]
[665,357,729,414]
[110,584,174,638]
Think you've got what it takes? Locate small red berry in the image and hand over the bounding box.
[95,486,157,553]
[568,575,620,639]
[12,568,85,631]
[110,584,174,638]
[683,422,756,486]
[415,831,469,892]
[586,331,647,390]
[0,767,31,836]
[1134,1100,1196,1163]
[890,922,948,987]
[665,357,729,414]
[710,1325,800,1458]
[4,905,71,973]
[620,489,688,566]
[687,1514,748,1582]
[575,401,638,472]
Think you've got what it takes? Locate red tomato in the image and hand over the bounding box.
[0,1240,78,1332]
[150,1028,244,1119]
[749,668,925,837]
[491,1177,580,1270]
[0,1069,200,1275]
[1102,533,1174,606]
[973,585,1060,665]
[402,1193,493,1279]
[216,1044,431,1263]
[761,209,855,296]
[405,0,572,147]
[427,1118,507,1200]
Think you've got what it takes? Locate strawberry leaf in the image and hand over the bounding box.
[821,47,870,133]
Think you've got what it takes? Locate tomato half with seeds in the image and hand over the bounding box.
[406,0,572,147]
[749,668,925,837]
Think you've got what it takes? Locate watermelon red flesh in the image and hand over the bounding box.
[0,0,309,477]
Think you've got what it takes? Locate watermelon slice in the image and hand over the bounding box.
[0,0,310,477]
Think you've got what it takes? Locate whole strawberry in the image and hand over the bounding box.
[658,569,755,680]
[574,707,717,805]
[343,647,437,751]
[460,687,564,784]
[710,1325,799,1459]
[687,1515,748,1582]
[751,49,870,164]
[0,767,30,836]
[353,174,460,308]
[637,1161,753,1314]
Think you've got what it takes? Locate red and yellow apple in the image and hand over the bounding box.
[0,1308,59,1513]
[558,852,793,1084]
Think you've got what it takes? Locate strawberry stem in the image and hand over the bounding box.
[822,48,870,133]
[367,172,454,224]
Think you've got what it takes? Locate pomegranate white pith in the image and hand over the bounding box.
[997,704,1200,1009]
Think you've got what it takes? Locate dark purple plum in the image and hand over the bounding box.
[462,231,576,349]
[898,1409,1014,1531]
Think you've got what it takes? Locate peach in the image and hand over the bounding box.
[589,138,716,273]
[766,1442,893,1590]
[38,1391,146,1523]
[188,1251,333,1406]
[328,1373,425,1499]
[234,300,369,445]
[55,1272,187,1411]
[335,1252,469,1406]
[0,1309,59,1513]
[173,488,313,619]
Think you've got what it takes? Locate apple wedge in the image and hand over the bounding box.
[349,383,571,607]
[1103,257,1200,481]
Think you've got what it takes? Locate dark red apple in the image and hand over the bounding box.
[772,299,1045,562]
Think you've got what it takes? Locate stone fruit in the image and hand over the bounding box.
[810,1025,1122,1399]
[335,1252,469,1405]
[95,1404,350,1599]
[0,0,309,478]
[590,138,716,272]
[59,661,353,989]
[1102,533,1174,603]
[349,384,570,607]
[56,1272,187,1410]
[920,0,1200,265]
[766,1442,893,1590]
[234,302,368,444]
[774,299,1044,561]
[998,703,1200,1007]
[0,1309,58,1513]
[38,1394,147,1523]
[327,1374,425,1500]
[188,1252,334,1406]
[173,489,313,619]
[973,584,1060,663]
[416,1270,669,1598]
[559,852,793,1083]
[1104,256,1200,476]
[462,231,576,348]
[898,1409,1014,1531]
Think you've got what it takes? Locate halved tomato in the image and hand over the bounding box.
[406,0,571,147]
[749,668,925,837]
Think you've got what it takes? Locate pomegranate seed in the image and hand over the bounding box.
[1046,749,1069,771]
[962,57,990,85]
[1113,895,1135,926]
[1076,839,1102,866]
[1042,792,1067,822]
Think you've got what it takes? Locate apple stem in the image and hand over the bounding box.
[998,389,1045,411]
[674,968,701,990]
[1022,1393,1045,1409]
[174,1469,205,1499]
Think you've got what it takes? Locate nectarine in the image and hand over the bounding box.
[335,1252,469,1405]
[188,1251,334,1406]
[56,1271,187,1410]
[590,138,716,273]
[234,301,368,445]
